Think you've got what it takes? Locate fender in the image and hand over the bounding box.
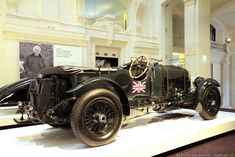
[66,77,130,116]
[195,78,220,112]
[0,78,33,103]
[198,78,220,100]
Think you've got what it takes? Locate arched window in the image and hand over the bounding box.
[210,24,216,42]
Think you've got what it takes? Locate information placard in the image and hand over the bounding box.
[53,45,83,66]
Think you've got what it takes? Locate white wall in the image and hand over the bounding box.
[0,0,87,87]
[0,39,19,85]
[41,0,59,20]
[59,0,77,24]
[17,0,39,17]
[4,40,20,83]
[41,0,78,23]
[0,0,160,87]
[230,54,235,109]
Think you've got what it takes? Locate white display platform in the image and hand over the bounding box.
[0,106,19,126]
[0,109,235,157]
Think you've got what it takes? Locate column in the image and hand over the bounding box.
[160,1,173,65]
[184,0,211,81]
[211,49,226,106]
[0,0,6,87]
[221,59,230,108]
[230,53,235,109]
[221,41,235,108]
[126,0,140,32]
[77,0,84,25]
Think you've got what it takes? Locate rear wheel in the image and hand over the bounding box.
[70,89,123,147]
[199,85,221,120]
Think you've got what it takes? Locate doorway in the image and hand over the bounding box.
[96,57,118,67]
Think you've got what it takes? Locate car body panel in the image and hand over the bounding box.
[0,78,33,106]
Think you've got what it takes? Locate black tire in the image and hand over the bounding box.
[199,85,221,120]
[70,89,123,147]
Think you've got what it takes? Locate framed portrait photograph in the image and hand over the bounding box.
[19,42,53,78]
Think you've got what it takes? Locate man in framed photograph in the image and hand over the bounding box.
[24,45,46,78]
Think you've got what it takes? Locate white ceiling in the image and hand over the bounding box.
[84,0,235,34]
[210,0,233,13]
[211,0,235,32]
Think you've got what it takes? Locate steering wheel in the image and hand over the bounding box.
[129,55,149,79]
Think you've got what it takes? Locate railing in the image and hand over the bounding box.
[211,41,225,50]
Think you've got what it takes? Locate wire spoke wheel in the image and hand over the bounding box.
[71,89,123,147]
[84,99,115,136]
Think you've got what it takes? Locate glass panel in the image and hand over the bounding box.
[85,0,127,27]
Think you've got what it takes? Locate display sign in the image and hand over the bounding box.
[53,45,83,66]
[20,43,83,78]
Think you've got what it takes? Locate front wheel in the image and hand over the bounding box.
[70,89,123,147]
[199,85,221,120]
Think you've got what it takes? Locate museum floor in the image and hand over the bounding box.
[167,130,235,156]
[0,108,234,157]
[164,108,235,156]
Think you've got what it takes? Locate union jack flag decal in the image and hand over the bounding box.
[132,81,146,93]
